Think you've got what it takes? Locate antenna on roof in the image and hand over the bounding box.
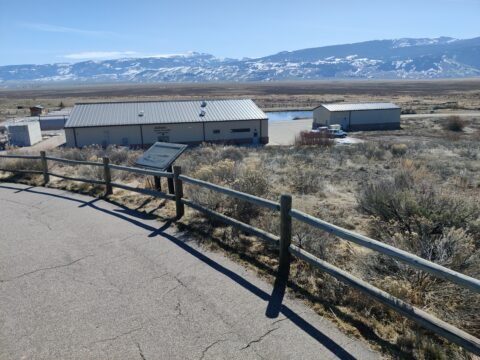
[199,110,206,117]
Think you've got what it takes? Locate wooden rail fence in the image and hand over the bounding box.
[1,152,479,355]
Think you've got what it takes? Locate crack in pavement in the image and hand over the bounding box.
[160,275,189,299]
[89,326,143,345]
[240,327,281,350]
[136,342,147,360]
[174,300,183,316]
[151,272,168,281]
[270,317,289,327]
[160,284,181,298]
[0,255,94,283]
[199,338,228,360]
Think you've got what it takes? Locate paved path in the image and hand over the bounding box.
[269,119,313,145]
[0,183,379,360]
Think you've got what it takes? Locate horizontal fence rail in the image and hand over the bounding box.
[180,175,280,211]
[48,172,105,185]
[109,164,173,178]
[0,154,41,160]
[0,151,479,355]
[289,245,480,355]
[290,209,480,294]
[182,198,279,244]
[46,156,104,167]
[111,181,175,201]
[0,168,43,175]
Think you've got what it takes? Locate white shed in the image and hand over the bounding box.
[313,103,401,131]
[64,99,268,148]
[7,121,42,147]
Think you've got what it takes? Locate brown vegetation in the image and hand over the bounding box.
[1,113,480,359]
[445,116,467,132]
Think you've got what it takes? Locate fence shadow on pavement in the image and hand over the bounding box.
[0,183,360,360]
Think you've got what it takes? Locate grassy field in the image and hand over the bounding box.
[1,81,479,359]
[2,79,480,123]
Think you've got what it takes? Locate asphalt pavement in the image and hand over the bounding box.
[0,183,379,359]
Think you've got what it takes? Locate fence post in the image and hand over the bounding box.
[103,157,112,196]
[279,194,292,283]
[173,166,184,219]
[167,165,175,194]
[40,151,49,185]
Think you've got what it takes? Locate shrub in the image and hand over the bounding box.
[358,166,480,332]
[290,165,323,194]
[355,142,388,160]
[390,143,408,157]
[230,167,269,223]
[294,131,334,147]
[444,116,466,132]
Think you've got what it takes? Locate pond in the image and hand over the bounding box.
[266,111,313,122]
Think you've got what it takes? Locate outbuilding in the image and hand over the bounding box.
[64,99,268,148]
[7,121,42,147]
[29,105,45,117]
[313,103,401,131]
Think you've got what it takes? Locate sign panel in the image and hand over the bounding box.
[135,142,188,171]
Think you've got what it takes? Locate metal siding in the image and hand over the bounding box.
[261,119,268,138]
[8,121,42,146]
[204,120,260,142]
[141,123,204,144]
[65,99,267,128]
[313,107,330,126]
[350,108,400,125]
[65,128,76,147]
[74,125,142,147]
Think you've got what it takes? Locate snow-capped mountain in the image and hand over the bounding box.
[1,37,479,84]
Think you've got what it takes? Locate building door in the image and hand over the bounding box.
[157,134,170,142]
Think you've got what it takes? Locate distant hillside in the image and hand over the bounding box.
[1,36,479,84]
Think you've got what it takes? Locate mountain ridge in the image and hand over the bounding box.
[1,36,479,84]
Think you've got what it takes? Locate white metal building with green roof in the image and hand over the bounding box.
[64,99,268,147]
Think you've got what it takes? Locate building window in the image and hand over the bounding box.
[213,129,220,134]
[231,128,250,133]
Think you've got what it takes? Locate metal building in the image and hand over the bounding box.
[313,103,401,131]
[64,99,268,148]
[7,121,42,147]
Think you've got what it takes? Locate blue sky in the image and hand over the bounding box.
[0,0,479,65]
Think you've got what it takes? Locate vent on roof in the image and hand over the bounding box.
[138,110,144,117]
[201,101,207,108]
[199,110,206,117]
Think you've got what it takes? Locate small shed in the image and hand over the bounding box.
[313,103,401,131]
[7,121,42,147]
[29,105,45,117]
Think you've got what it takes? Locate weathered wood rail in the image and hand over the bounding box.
[1,151,479,355]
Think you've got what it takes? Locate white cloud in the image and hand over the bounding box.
[150,52,195,58]
[20,22,117,37]
[63,51,139,60]
[62,51,196,61]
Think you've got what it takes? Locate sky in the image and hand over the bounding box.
[0,0,479,66]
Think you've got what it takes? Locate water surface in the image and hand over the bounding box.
[266,111,313,122]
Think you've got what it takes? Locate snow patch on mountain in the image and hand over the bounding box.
[1,37,479,84]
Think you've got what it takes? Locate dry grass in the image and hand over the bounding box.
[1,131,479,358]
